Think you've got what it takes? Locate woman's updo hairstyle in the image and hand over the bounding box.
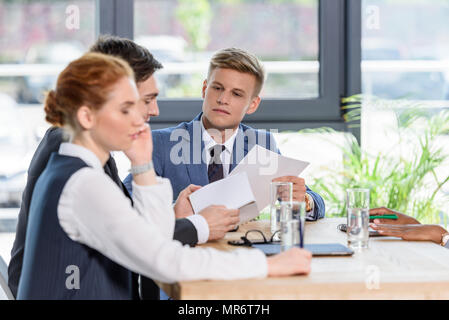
[44,52,134,130]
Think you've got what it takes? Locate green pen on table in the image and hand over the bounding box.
[369,214,398,220]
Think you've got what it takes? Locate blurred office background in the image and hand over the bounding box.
[1,0,449,262]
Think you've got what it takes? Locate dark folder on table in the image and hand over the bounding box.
[252,243,354,257]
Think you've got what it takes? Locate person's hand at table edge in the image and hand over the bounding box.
[267,247,312,276]
[370,207,420,225]
[370,223,447,244]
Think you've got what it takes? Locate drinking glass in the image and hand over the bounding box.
[270,181,293,241]
[280,201,306,252]
[346,188,370,249]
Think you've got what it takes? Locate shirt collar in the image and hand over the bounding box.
[200,115,239,154]
[59,142,103,171]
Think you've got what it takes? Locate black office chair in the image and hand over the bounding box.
[0,255,14,300]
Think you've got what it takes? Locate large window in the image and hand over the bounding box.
[135,0,319,99]
[360,0,449,223]
[0,0,95,103]
[361,0,449,162]
[0,0,95,208]
[133,0,345,130]
[362,0,449,100]
[0,0,95,261]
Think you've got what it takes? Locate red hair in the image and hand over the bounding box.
[44,52,133,129]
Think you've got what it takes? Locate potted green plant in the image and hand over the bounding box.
[309,95,449,224]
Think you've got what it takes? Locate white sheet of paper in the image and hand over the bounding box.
[237,202,260,224]
[189,172,256,222]
[230,145,310,212]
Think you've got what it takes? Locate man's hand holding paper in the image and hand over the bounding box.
[230,146,310,215]
[272,176,307,202]
[199,205,240,241]
[189,172,256,212]
[189,146,310,225]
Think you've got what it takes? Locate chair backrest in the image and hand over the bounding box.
[0,255,14,300]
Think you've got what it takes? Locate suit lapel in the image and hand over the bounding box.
[184,117,259,180]
[229,125,255,173]
[184,113,209,186]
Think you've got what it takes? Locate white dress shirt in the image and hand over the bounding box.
[184,117,240,243]
[201,115,239,178]
[56,143,267,284]
[184,214,210,244]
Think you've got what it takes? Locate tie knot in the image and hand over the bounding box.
[209,144,226,158]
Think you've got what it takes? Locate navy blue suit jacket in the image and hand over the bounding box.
[124,113,325,220]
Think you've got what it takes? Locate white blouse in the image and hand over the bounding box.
[56,143,267,284]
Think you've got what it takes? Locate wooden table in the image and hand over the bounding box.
[159,218,449,299]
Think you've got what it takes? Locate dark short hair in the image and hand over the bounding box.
[89,35,163,83]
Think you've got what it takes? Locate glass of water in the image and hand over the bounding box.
[346,188,370,249]
[270,181,293,241]
[280,201,306,252]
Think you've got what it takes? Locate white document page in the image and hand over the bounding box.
[230,145,310,213]
[189,172,256,223]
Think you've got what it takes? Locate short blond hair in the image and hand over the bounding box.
[207,47,265,97]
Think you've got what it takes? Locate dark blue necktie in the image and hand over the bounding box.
[208,145,226,183]
[208,144,239,231]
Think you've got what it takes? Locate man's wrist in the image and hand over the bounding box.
[305,193,314,213]
[430,225,447,244]
[173,204,192,219]
[439,229,449,246]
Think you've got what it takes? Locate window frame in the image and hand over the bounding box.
[97,0,134,39]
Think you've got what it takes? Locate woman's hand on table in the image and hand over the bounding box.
[370,207,420,225]
[370,223,447,244]
[267,247,312,277]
